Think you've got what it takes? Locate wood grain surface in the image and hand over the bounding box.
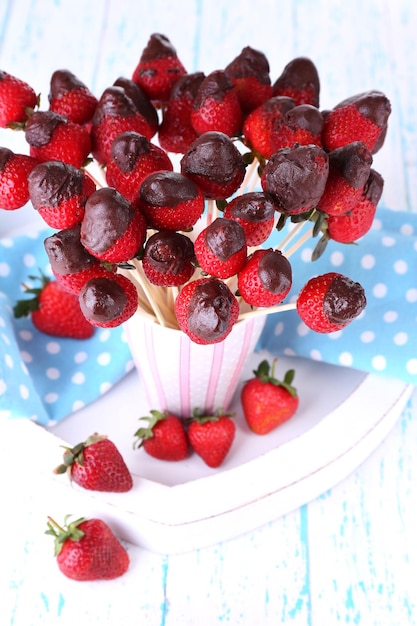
[2,1,416,624]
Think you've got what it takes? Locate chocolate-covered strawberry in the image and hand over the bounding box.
[105,131,173,207]
[237,249,292,307]
[190,69,242,137]
[138,170,204,231]
[261,143,329,215]
[326,169,383,243]
[28,160,96,229]
[317,141,373,217]
[224,46,273,114]
[91,86,155,166]
[272,57,320,107]
[223,191,276,246]
[158,71,205,154]
[0,147,39,210]
[79,273,138,328]
[194,217,247,279]
[48,69,98,125]
[180,131,246,200]
[44,224,116,294]
[296,272,366,333]
[174,276,239,345]
[242,96,295,160]
[131,33,186,103]
[142,231,195,286]
[322,90,391,154]
[80,187,147,263]
[113,76,159,136]
[25,110,92,168]
[269,103,324,153]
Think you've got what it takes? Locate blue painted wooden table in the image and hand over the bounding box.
[2,1,417,624]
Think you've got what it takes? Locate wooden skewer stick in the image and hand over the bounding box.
[128,261,170,327]
[237,300,297,322]
[236,157,259,196]
[284,225,315,258]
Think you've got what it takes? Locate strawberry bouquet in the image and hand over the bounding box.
[1,34,391,384]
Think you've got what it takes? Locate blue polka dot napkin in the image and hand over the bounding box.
[259,207,417,386]
[0,206,416,425]
[0,227,134,425]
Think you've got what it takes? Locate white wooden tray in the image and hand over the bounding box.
[3,352,412,554]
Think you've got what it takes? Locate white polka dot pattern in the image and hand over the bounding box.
[258,207,417,386]
[0,228,134,424]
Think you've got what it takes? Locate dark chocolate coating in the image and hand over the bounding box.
[25,111,65,147]
[81,187,134,253]
[28,161,83,208]
[261,144,329,214]
[328,141,373,189]
[258,249,292,294]
[180,131,246,194]
[44,224,96,274]
[187,279,235,342]
[79,276,127,323]
[324,275,366,324]
[225,46,271,84]
[140,171,199,207]
[204,217,246,261]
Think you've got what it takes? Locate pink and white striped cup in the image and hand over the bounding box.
[124,314,266,417]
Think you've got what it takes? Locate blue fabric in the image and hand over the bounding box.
[0,228,134,425]
[259,207,417,386]
[0,206,416,425]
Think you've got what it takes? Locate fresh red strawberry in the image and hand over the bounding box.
[241,359,299,435]
[0,70,37,127]
[158,71,205,154]
[194,217,247,279]
[174,276,239,345]
[142,231,195,287]
[180,131,246,200]
[134,410,189,461]
[322,90,391,154]
[187,409,236,468]
[105,131,173,208]
[113,76,159,136]
[0,147,39,210]
[13,272,95,339]
[80,187,147,264]
[237,248,292,307]
[272,57,320,107]
[261,143,329,215]
[138,170,204,231]
[190,69,242,137]
[131,33,187,103]
[46,515,129,581]
[242,96,295,159]
[44,224,117,294]
[48,69,98,125]
[91,86,155,166]
[28,160,96,229]
[296,271,366,333]
[25,110,92,168]
[54,433,133,492]
[223,191,276,246]
[317,141,373,217]
[269,103,324,153]
[78,272,138,328]
[326,169,383,243]
[224,46,273,114]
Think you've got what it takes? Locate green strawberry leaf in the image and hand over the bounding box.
[253,359,298,398]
